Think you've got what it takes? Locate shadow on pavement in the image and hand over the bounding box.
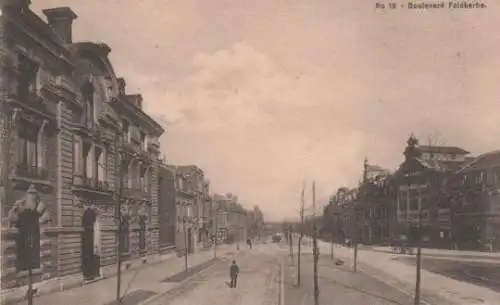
[161,258,221,283]
[103,289,157,305]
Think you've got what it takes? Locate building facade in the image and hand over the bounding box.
[392,136,470,248]
[212,193,247,244]
[449,151,500,250]
[1,2,164,293]
[158,163,176,250]
[171,165,210,254]
[357,160,394,245]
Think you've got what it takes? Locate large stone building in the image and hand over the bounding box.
[172,165,211,255]
[392,136,471,248]
[449,151,500,250]
[0,2,164,295]
[158,163,176,250]
[212,193,247,244]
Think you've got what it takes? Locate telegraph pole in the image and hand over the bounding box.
[312,181,319,305]
[213,208,218,259]
[115,134,124,302]
[183,217,189,272]
[414,185,423,305]
[297,182,305,287]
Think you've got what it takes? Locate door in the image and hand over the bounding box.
[81,209,96,279]
[139,217,146,256]
[187,228,193,253]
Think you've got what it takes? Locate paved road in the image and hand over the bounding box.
[396,256,500,293]
[284,254,416,305]
[148,244,282,305]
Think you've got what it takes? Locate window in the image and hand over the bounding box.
[82,142,92,180]
[122,120,130,143]
[140,166,150,194]
[18,127,38,171]
[73,136,82,175]
[17,54,39,100]
[140,131,146,151]
[178,177,183,190]
[16,210,40,271]
[81,82,94,128]
[97,147,107,182]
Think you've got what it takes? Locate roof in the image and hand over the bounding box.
[419,145,469,155]
[416,158,469,172]
[457,150,500,173]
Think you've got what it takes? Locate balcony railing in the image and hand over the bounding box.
[14,163,49,181]
[73,175,111,193]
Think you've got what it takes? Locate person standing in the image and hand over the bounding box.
[247,238,252,249]
[229,260,240,288]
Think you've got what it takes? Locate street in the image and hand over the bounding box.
[147,243,282,305]
[283,254,415,305]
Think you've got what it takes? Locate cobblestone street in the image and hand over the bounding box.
[147,243,282,305]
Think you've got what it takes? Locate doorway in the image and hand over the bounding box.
[139,217,146,256]
[187,228,193,253]
[81,209,100,279]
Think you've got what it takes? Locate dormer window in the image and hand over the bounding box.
[17,54,40,100]
[81,81,94,128]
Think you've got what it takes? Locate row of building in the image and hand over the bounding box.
[322,135,500,251]
[0,2,263,294]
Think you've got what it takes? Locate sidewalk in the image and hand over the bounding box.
[370,246,500,260]
[294,235,500,305]
[8,244,239,305]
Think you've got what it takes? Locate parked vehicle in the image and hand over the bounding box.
[272,234,282,243]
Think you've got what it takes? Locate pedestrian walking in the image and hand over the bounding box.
[229,260,239,288]
[247,238,252,249]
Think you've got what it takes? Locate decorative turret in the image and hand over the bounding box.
[403,134,421,161]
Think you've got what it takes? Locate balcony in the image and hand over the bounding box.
[14,163,49,180]
[10,163,52,191]
[72,175,112,196]
[7,92,55,119]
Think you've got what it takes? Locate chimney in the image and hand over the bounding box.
[117,78,126,96]
[126,94,143,109]
[42,7,78,44]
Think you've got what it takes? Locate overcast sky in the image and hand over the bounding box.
[33,0,500,221]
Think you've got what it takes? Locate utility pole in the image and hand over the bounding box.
[289,224,294,264]
[297,182,305,287]
[183,216,189,272]
[414,185,423,305]
[213,208,218,259]
[312,181,319,305]
[115,134,124,302]
[330,232,334,260]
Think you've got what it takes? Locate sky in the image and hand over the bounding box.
[33,0,500,221]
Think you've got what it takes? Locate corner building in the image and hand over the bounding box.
[1,2,164,291]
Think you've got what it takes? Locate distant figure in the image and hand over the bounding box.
[247,238,252,249]
[229,260,240,288]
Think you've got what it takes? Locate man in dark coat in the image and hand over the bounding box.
[229,260,240,288]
